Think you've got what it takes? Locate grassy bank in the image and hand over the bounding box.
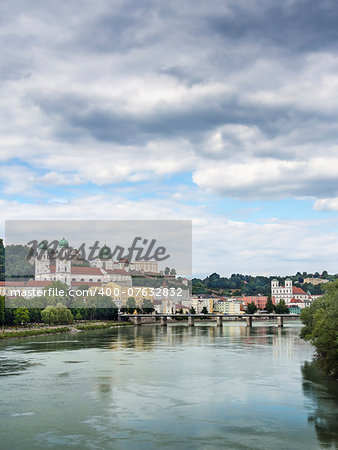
[75,322,132,331]
[0,321,133,340]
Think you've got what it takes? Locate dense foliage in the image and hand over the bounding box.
[0,239,4,281]
[41,304,73,325]
[4,244,34,279]
[300,281,338,378]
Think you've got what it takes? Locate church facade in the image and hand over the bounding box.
[35,238,132,286]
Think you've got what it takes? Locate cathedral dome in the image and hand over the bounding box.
[58,237,69,248]
[37,241,48,250]
[99,245,111,259]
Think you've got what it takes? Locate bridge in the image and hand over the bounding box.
[119,313,300,328]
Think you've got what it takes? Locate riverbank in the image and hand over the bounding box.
[0,321,133,340]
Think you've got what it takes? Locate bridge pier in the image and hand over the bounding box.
[277,316,283,327]
[246,316,253,327]
[216,316,223,327]
[161,316,167,327]
[132,316,142,326]
[188,316,195,327]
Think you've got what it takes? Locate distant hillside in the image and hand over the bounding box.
[192,272,338,297]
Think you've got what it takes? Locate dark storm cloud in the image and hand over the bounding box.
[207,0,338,52]
[33,89,295,146]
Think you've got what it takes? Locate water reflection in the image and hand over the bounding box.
[301,361,338,448]
[1,323,337,450]
[0,356,42,376]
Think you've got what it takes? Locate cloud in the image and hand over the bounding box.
[0,0,338,207]
[38,171,83,185]
[314,198,338,211]
[1,195,338,276]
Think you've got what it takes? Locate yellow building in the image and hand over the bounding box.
[214,300,242,314]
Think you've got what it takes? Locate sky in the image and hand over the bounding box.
[1,0,338,277]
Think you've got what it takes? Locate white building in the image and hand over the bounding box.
[271,278,309,305]
[92,256,159,274]
[35,239,132,286]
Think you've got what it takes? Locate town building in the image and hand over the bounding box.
[271,279,308,305]
[234,296,269,310]
[92,256,159,274]
[213,299,241,314]
[191,297,214,313]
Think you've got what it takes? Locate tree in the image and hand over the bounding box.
[274,299,289,314]
[41,304,73,325]
[189,307,196,314]
[246,302,257,314]
[164,267,170,275]
[265,296,274,313]
[0,239,4,281]
[55,302,73,323]
[201,306,208,314]
[0,295,5,326]
[126,297,136,309]
[300,281,338,377]
[178,308,183,314]
[170,268,176,276]
[13,307,30,326]
[44,281,70,307]
[142,299,154,313]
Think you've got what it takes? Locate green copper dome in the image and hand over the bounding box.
[37,241,48,250]
[58,237,69,248]
[99,245,112,259]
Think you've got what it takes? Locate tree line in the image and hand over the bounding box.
[192,271,337,297]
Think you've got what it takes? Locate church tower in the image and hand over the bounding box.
[35,242,50,280]
[55,238,71,285]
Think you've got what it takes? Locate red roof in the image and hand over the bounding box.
[71,281,103,287]
[106,269,129,275]
[293,286,306,295]
[175,303,189,309]
[71,267,103,275]
[290,297,304,303]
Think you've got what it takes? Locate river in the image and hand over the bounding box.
[0,322,337,449]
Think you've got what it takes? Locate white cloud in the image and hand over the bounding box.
[38,171,82,185]
[314,198,338,211]
[1,196,338,276]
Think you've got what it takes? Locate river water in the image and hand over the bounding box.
[0,322,337,449]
